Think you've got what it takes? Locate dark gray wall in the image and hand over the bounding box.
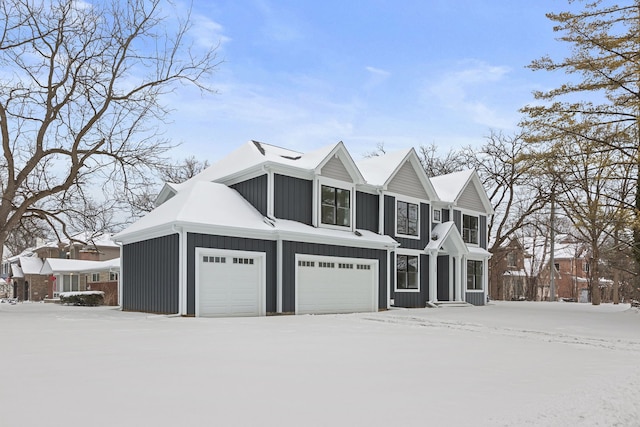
[231,174,267,216]
[356,191,379,232]
[480,215,487,249]
[442,209,451,223]
[453,209,462,231]
[383,195,430,250]
[281,241,387,313]
[274,174,312,225]
[186,233,277,315]
[437,255,450,301]
[122,234,180,314]
[393,254,429,308]
[466,291,485,306]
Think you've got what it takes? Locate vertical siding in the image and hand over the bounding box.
[453,210,462,231]
[442,209,450,222]
[320,156,353,182]
[231,174,267,216]
[274,174,313,225]
[466,292,485,306]
[384,197,430,250]
[281,241,387,313]
[384,195,395,237]
[122,234,180,314]
[186,233,277,315]
[356,191,379,232]
[458,181,485,212]
[480,215,487,249]
[386,161,428,200]
[393,254,430,308]
[437,255,449,301]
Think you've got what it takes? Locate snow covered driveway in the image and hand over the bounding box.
[1,301,638,426]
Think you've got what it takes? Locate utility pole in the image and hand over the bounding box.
[549,188,556,302]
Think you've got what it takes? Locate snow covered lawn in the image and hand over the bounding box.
[1,301,638,426]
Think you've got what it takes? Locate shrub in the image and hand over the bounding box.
[59,291,104,306]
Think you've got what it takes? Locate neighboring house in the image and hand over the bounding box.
[3,232,120,303]
[490,237,528,301]
[114,141,494,317]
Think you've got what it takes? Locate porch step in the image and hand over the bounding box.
[429,301,473,308]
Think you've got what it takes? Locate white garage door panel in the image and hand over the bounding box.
[198,252,264,317]
[297,257,377,315]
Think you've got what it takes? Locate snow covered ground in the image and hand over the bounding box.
[1,301,638,426]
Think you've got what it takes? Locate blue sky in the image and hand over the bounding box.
[163,0,576,162]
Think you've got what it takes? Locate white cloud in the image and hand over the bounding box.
[425,61,515,129]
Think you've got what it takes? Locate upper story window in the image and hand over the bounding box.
[433,209,441,223]
[583,262,589,273]
[506,252,517,267]
[321,185,350,227]
[462,214,478,245]
[397,201,418,236]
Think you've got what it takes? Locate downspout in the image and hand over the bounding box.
[172,224,185,316]
[115,241,123,309]
[277,233,283,314]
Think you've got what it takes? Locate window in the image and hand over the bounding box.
[321,185,350,227]
[506,252,517,267]
[233,258,254,265]
[433,209,441,223]
[462,214,479,245]
[397,201,418,236]
[319,262,335,268]
[91,273,100,282]
[583,262,589,272]
[397,255,418,290]
[62,274,79,292]
[467,260,483,290]
[554,263,560,272]
[109,272,119,281]
[298,260,315,267]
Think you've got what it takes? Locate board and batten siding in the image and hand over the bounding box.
[186,233,277,315]
[457,180,486,212]
[320,156,353,182]
[437,255,450,301]
[230,174,267,216]
[466,291,485,305]
[356,191,379,232]
[393,254,430,308]
[281,241,387,313]
[480,215,487,249]
[274,174,313,225]
[386,161,429,200]
[122,234,180,314]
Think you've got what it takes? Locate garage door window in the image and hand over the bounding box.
[397,255,418,291]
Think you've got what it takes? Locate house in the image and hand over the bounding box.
[2,232,120,303]
[114,141,493,317]
[489,237,528,300]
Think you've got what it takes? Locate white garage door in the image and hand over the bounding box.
[197,249,265,317]
[296,255,378,315]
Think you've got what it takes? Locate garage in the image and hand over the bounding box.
[196,248,266,317]
[296,255,378,314]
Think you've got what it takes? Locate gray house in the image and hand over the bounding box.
[114,141,493,317]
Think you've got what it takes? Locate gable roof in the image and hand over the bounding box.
[19,256,44,275]
[426,222,469,255]
[430,169,493,214]
[357,148,439,200]
[155,140,365,206]
[116,180,398,249]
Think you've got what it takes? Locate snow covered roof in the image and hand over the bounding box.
[19,256,43,275]
[40,258,119,275]
[356,149,412,185]
[11,264,23,278]
[430,169,493,214]
[426,222,469,255]
[116,181,398,249]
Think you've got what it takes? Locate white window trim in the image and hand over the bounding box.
[395,250,421,293]
[465,257,485,292]
[315,176,355,232]
[394,197,421,240]
[432,208,441,223]
[461,211,480,247]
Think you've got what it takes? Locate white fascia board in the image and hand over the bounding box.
[113,225,178,245]
[355,183,379,195]
[180,223,276,241]
[276,229,398,250]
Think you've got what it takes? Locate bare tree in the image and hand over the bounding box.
[0,0,221,262]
